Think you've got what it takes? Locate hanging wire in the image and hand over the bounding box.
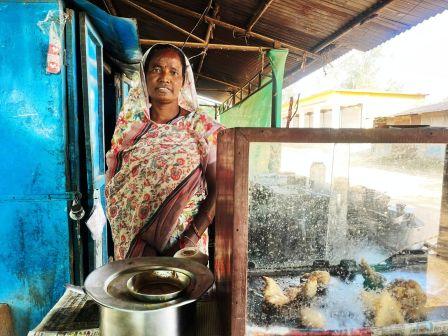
[188,50,207,61]
[181,1,213,49]
[101,0,112,14]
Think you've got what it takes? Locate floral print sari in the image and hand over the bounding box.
[105,44,223,260]
[106,112,221,258]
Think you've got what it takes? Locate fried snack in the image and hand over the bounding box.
[359,259,386,290]
[361,279,427,327]
[387,279,427,321]
[302,277,319,300]
[285,277,318,301]
[261,275,327,329]
[262,276,290,307]
[262,274,320,307]
[361,290,405,327]
[301,271,331,287]
[299,307,326,329]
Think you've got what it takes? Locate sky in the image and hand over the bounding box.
[285,10,448,104]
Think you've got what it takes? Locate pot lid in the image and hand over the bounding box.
[84,257,214,312]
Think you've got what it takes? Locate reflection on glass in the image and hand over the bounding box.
[86,32,105,189]
[247,142,448,333]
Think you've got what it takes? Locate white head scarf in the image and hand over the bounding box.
[106,45,205,182]
[140,44,199,113]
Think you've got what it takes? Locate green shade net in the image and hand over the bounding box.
[219,81,273,127]
[218,83,274,175]
[218,49,289,174]
[268,49,289,127]
[218,49,288,128]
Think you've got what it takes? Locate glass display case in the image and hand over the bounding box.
[215,128,448,336]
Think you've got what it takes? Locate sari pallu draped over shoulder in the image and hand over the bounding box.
[105,108,221,260]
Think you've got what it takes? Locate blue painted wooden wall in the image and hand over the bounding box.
[0,2,71,335]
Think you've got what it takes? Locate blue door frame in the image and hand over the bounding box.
[79,12,108,270]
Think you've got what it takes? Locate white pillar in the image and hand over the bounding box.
[299,109,306,127]
[332,104,341,128]
[313,105,321,128]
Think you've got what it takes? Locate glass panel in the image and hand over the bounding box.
[247,142,448,333]
[86,35,103,186]
[80,14,105,192]
[80,15,107,268]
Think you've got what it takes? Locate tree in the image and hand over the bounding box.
[323,46,403,91]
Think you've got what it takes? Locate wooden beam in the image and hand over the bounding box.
[140,39,268,52]
[311,0,395,53]
[104,0,118,16]
[197,3,220,79]
[246,0,276,32]
[146,0,319,59]
[196,73,239,89]
[122,0,205,43]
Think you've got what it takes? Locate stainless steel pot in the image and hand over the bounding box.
[100,302,196,336]
[126,269,192,303]
[76,257,214,336]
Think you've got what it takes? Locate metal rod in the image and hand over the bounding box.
[218,79,272,116]
[122,0,205,43]
[217,69,275,115]
[146,0,319,58]
[197,88,233,92]
[246,0,276,32]
[196,73,239,89]
[140,39,268,52]
[311,0,395,53]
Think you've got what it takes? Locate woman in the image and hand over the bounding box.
[105,44,223,260]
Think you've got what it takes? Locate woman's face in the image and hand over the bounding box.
[146,49,184,105]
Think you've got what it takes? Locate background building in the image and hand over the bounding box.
[283,90,426,128]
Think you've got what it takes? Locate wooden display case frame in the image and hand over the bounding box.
[214,127,448,335]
